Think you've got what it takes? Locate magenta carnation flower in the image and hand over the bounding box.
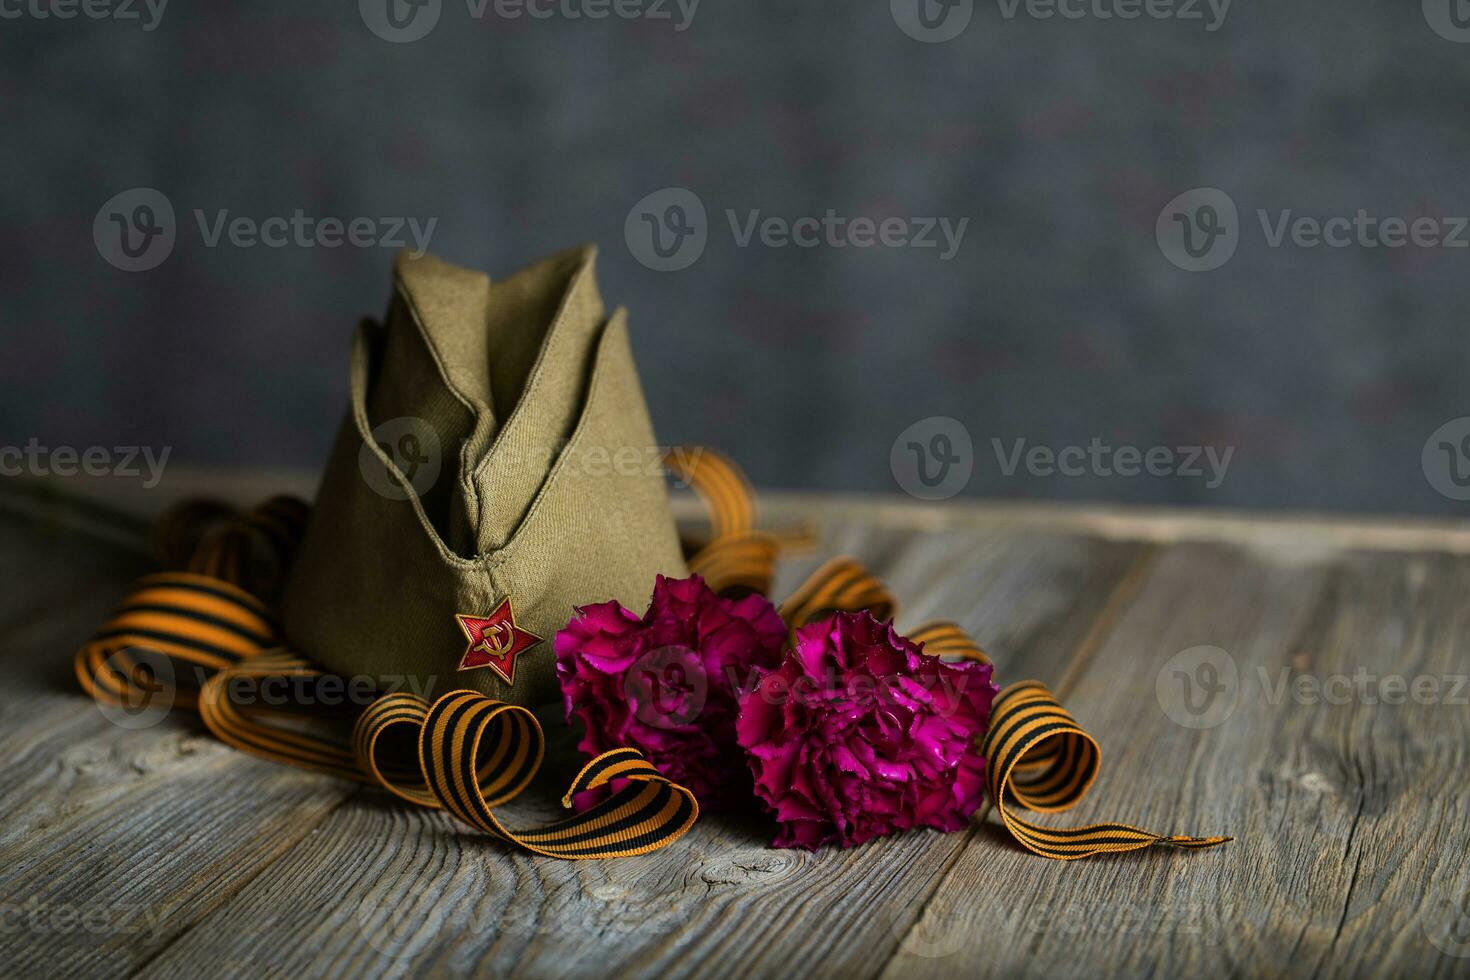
[555,575,788,809]
[735,610,997,850]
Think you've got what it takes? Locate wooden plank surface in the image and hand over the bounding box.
[0,513,359,977]
[132,520,1148,979]
[2,481,1468,979]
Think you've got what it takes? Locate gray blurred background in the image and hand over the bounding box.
[4,0,1470,515]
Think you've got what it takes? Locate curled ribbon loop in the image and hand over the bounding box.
[76,447,1231,861]
[75,498,699,860]
[664,446,778,597]
[198,650,361,778]
[406,693,697,859]
[979,681,1231,860]
[354,692,699,858]
[778,557,897,629]
[678,447,1228,860]
[663,446,756,542]
[157,494,310,602]
[76,571,280,714]
[907,620,990,662]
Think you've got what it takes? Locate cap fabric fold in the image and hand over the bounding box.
[281,247,686,706]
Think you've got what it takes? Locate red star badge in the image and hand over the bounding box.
[455,598,541,685]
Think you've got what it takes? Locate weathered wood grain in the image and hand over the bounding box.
[130,516,1148,980]
[0,513,360,978]
[883,542,1470,979]
[5,479,1470,980]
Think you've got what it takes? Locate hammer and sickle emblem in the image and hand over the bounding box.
[474,622,514,657]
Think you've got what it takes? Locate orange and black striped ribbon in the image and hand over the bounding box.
[664,446,779,597]
[356,693,697,858]
[76,449,1229,861]
[77,570,276,714]
[75,498,698,860]
[978,682,1231,859]
[903,625,1227,857]
[163,494,309,601]
[777,556,896,629]
[672,449,1227,859]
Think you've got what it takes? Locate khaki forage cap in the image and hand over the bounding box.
[280,246,687,706]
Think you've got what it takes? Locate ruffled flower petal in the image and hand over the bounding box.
[555,575,787,809]
[736,610,997,850]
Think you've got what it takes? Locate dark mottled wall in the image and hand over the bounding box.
[4,0,1469,514]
